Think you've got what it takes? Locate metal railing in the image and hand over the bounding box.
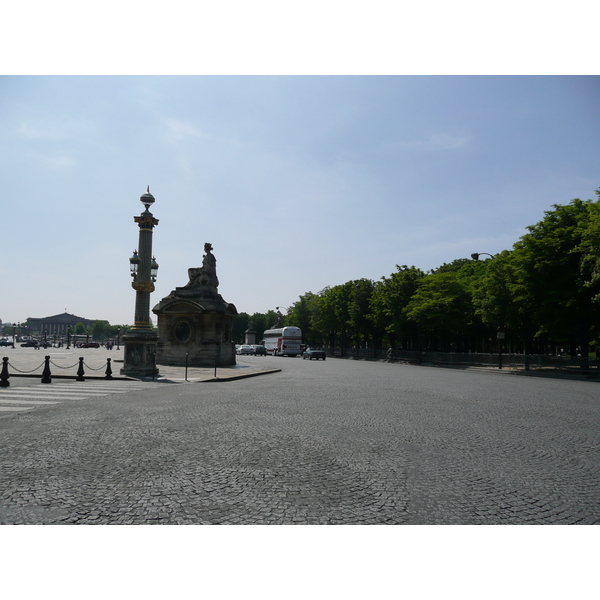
[323,348,600,371]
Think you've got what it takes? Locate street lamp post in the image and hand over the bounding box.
[121,187,160,378]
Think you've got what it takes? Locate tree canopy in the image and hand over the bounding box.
[234,189,600,356]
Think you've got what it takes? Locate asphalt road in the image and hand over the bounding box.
[1,355,599,524]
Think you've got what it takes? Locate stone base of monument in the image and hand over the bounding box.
[153,294,237,367]
[120,329,159,378]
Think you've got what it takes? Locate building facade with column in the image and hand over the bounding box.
[25,312,106,336]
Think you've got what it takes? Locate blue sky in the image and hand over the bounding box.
[1,75,599,326]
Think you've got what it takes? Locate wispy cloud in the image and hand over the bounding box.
[163,118,239,146]
[17,118,92,140]
[24,151,76,169]
[400,133,473,150]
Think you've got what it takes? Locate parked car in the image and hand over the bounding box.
[0,339,12,346]
[252,345,267,356]
[238,345,254,355]
[302,348,326,360]
[80,342,100,348]
[20,340,39,347]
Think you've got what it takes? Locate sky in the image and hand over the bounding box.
[1,0,599,328]
[1,75,599,326]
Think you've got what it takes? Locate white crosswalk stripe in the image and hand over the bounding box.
[0,381,169,414]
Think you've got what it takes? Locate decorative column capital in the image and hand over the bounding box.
[134,212,159,230]
[132,281,156,293]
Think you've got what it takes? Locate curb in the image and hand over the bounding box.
[203,368,281,382]
[157,368,282,384]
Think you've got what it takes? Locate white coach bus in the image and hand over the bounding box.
[261,326,302,356]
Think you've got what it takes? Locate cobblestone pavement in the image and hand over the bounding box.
[1,354,599,524]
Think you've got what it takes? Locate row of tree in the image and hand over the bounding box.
[235,190,600,358]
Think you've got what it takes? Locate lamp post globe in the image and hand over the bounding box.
[140,186,155,210]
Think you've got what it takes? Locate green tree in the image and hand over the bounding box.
[233,310,279,344]
[251,311,277,343]
[104,324,131,341]
[404,271,475,351]
[576,188,600,301]
[369,265,425,349]
[286,293,317,345]
[510,197,600,358]
[232,312,250,344]
[91,320,107,340]
[330,283,352,350]
[347,279,376,350]
[310,287,339,348]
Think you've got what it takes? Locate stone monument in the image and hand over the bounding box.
[152,243,238,367]
[244,320,256,345]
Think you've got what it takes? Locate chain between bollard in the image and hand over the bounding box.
[6,360,46,374]
[83,360,109,371]
[1,357,117,382]
[50,360,80,370]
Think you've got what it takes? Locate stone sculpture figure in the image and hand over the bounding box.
[186,243,219,289]
[272,309,283,328]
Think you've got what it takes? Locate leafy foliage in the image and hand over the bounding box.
[233,189,600,355]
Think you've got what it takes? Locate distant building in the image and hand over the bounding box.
[25,312,107,336]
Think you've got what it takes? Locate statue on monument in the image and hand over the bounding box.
[272,308,284,328]
[186,242,219,289]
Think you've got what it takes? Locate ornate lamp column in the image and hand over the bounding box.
[121,187,160,378]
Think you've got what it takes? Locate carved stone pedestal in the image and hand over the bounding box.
[120,329,159,378]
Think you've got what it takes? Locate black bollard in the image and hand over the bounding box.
[105,357,113,380]
[41,355,52,384]
[0,357,10,388]
[76,357,85,381]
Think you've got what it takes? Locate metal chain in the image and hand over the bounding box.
[83,361,108,372]
[49,360,80,370]
[7,361,46,374]
[6,359,109,373]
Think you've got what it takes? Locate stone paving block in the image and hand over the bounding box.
[1,357,599,524]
